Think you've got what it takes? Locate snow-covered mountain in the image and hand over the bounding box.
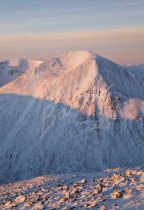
[0,51,144,183]
[0,59,43,87]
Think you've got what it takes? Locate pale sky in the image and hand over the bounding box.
[0,0,144,64]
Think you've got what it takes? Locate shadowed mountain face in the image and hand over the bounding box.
[0,94,144,184]
[0,51,144,183]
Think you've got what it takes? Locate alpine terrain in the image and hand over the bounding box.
[0,51,144,182]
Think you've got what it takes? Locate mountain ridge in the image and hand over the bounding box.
[0,58,43,87]
[0,51,144,182]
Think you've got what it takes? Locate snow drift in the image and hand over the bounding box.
[0,51,144,183]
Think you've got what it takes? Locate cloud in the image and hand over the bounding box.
[0,27,144,63]
[113,0,138,7]
[1,27,144,44]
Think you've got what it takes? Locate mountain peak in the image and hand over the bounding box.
[0,51,144,181]
[61,50,99,59]
[60,50,100,66]
[42,51,100,72]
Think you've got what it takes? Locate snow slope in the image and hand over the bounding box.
[0,51,144,182]
[0,59,43,87]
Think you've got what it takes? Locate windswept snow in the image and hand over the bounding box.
[0,51,144,183]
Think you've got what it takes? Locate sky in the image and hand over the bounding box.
[0,0,144,64]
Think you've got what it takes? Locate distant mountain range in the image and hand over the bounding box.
[0,59,42,87]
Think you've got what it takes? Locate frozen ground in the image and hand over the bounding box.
[0,167,144,209]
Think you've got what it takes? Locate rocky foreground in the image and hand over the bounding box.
[0,168,144,210]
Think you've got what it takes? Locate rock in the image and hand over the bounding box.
[141,175,144,183]
[49,208,57,210]
[57,185,63,190]
[112,190,123,199]
[3,200,17,209]
[59,197,69,203]
[72,201,79,206]
[131,177,138,183]
[96,184,104,193]
[77,186,83,191]
[32,202,45,209]
[89,201,98,208]
[63,186,69,191]
[15,195,27,203]
[93,188,99,195]
[124,188,134,194]
[113,203,118,206]
[25,201,33,207]
[136,185,143,191]
[71,188,79,195]
[62,207,67,210]
[37,191,44,196]
[84,203,91,208]
[111,174,121,183]
[65,191,71,199]
[100,205,107,210]
[79,179,86,184]
[125,170,133,177]
[41,188,48,192]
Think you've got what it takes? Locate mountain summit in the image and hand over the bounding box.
[0,51,144,182]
